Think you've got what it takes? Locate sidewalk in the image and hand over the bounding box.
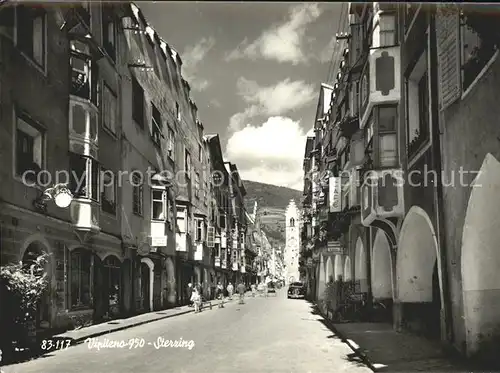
[55,294,250,344]
[331,322,473,372]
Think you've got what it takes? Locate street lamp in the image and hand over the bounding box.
[33,183,74,211]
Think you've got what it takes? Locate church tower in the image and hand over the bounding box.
[284,199,300,285]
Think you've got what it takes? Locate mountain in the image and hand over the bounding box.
[242,180,303,249]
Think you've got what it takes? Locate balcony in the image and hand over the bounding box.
[361,168,405,226]
[360,45,401,129]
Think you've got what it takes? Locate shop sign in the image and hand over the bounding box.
[150,236,167,247]
[329,176,342,212]
[323,240,343,255]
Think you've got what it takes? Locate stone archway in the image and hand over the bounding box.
[461,153,500,356]
[372,229,393,300]
[334,255,343,281]
[21,237,52,328]
[354,238,367,292]
[325,256,334,283]
[344,257,352,281]
[397,206,443,338]
[140,257,154,312]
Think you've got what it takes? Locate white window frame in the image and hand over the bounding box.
[13,111,45,184]
[151,188,166,221]
[13,6,47,74]
[102,83,117,135]
[132,172,143,216]
[101,168,116,215]
[195,218,204,242]
[377,13,396,48]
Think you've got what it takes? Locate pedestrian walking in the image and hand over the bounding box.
[237,282,246,304]
[216,282,224,308]
[186,283,193,307]
[251,283,256,297]
[227,282,234,300]
[191,287,201,313]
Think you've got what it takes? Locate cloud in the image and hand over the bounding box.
[316,36,342,64]
[225,3,322,65]
[229,78,315,131]
[181,37,215,91]
[226,116,308,190]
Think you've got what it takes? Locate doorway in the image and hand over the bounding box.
[140,262,150,312]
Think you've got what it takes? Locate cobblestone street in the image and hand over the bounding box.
[2,292,371,373]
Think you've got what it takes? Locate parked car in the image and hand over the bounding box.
[287,282,305,299]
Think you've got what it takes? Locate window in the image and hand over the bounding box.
[290,218,295,227]
[69,153,100,201]
[103,256,120,308]
[16,6,46,69]
[15,114,44,181]
[102,5,117,61]
[185,149,191,175]
[132,172,143,215]
[102,84,117,134]
[220,214,226,229]
[376,13,396,47]
[101,169,116,215]
[167,126,175,159]
[195,218,204,242]
[460,13,498,93]
[70,249,91,308]
[132,77,145,128]
[194,173,200,198]
[152,189,165,220]
[198,144,203,162]
[151,104,162,147]
[405,48,429,156]
[70,40,98,104]
[176,205,186,233]
[377,106,398,168]
[175,102,181,121]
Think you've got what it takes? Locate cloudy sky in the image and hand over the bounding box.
[140,2,344,190]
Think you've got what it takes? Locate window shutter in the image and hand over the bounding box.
[207,226,215,248]
[436,5,461,111]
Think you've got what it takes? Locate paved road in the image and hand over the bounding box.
[2,291,373,373]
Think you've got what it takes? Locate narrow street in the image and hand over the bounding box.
[2,292,372,373]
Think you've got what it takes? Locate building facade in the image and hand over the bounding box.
[302,2,500,365]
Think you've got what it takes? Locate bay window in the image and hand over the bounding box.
[376,13,396,48]
[195,218,204,242]
[176,205,187,233]
[102,84,117,134]
[70,249,92,309]
[101,168,116,215]
[16,6,46,69]
[15,113,44,181]
[132,172,143,216]
[405,47,429,157]
[69,152,100,201]
[377,106,398,168]
[70,40,98,104]
[151,103,162,148]
[152,189,165,220]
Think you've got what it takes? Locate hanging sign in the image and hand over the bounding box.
[329,177,342,212]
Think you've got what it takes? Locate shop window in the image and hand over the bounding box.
[15,113,44,182]
[377,106,398,168]
[101,168,116,215]
[16,6,46,69]
[132,77,145,128]
[151,103,162,148]
[69,152,99,201]
[70,40,98,104]
[70,249,92,309]
[103,256,121,308]
[102,84,117,134]
[405,48,429,157]
[152,189,165,221]
[132,172,143,216]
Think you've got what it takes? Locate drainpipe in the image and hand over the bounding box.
[429,14,452,345]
